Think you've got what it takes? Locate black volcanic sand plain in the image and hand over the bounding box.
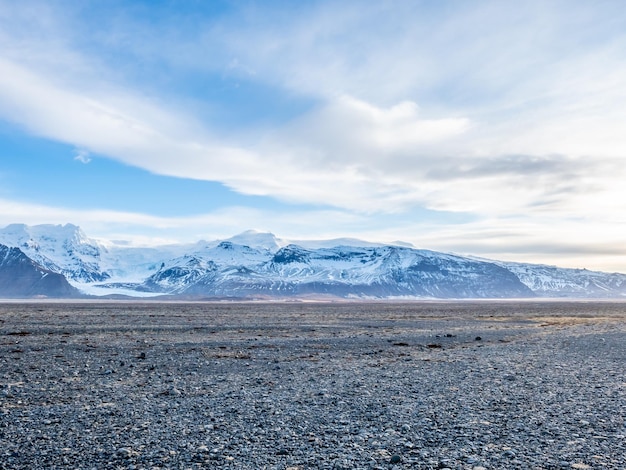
[1,301,625,469]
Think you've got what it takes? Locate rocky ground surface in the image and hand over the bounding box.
[0,300,625,469]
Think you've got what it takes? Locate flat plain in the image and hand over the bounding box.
[1,300,625,469]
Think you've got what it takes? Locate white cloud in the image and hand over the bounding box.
[273,96,470,159]
[1,197,625,273]
[0,49,624,224]
[410,216,626,274]
[73,148,91,164]
[0,197,366,246]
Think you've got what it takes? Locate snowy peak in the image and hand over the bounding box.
[224,230,284,252]
[0,223,108,283]
[1,223,88,245]
[220,231,409,252]
[0,223,96,255]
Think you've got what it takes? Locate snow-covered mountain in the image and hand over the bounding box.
[0,223,110,283]
[176,243,533,298]
[0,243,80,298]
[0,224,189,296]
[0,224,625,299]
[495,261,626,298]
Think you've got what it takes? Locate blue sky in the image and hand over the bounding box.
[1,0,625,272]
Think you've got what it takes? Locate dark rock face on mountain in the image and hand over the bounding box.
[0,244,80,298]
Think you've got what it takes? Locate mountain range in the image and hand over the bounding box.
[0,223,624,299]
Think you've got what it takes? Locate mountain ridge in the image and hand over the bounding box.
[0,223,624,299]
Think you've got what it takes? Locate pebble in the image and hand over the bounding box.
[116,448,132,458]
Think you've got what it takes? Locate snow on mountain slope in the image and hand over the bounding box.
[143,241,275,294]
[95,243,189,282]
[0,243,80,298]
[0,224,187,294]
[140,242,534,298]
[495,261,626,298]
[223,230,285,252]
[219,230,412,252]
[1,224,624,299]
[290,237,412,250]
[0,224,108,283]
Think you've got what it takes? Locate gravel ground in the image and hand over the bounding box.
[1,300,625,469]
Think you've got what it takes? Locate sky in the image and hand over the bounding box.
[0,0,625,272]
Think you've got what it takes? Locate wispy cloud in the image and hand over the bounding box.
[73,148,91,164]
[1,55,620,219]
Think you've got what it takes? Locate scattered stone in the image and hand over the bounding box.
[159,387,182,396]
[116,448,132,458]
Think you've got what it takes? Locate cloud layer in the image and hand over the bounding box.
[0,0,625,271]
